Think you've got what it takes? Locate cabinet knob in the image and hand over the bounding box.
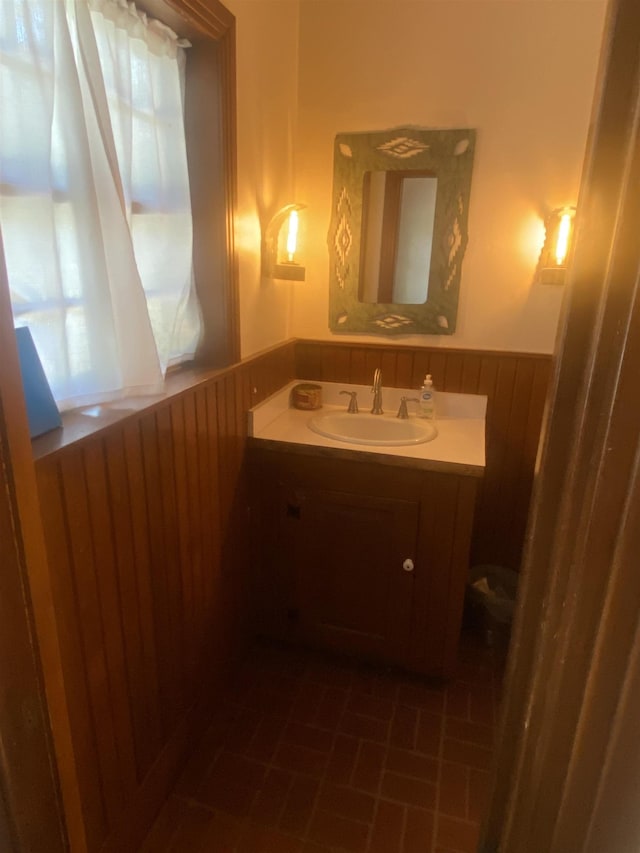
[402,558,415,573]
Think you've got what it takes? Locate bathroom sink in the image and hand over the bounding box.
[308,412,438,446]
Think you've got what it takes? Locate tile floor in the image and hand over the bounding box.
[141,632,505,853]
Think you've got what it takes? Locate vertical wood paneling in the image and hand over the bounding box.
[322,345,342,382]
[179,394,199,702]
[460,353,482,394]
[121,421,163,774]
[477,353,500,398]
[37,459,107,851]
[170,398,194,705]
[269,340,296,395]
[157,406,185,723]
[294,341,551,571]
[215,377,231,541]
[32,338,547,852]
[104,430,157,783]
[364,347,382,382]
[331,344,352,382]
[427,351,448,389]
[82,441,137,801]
[347,347,369,384]
[295,339,322,379]
[478,357,519,566]
[412,348,431,389]
[200,385,219,670]
[395,349,414,388]
[380,347,399,387]
[236,366,250,456]
[60,450,125,826]
[214,377,238,663]
[501,360,538,566]
[443,351,465,391]
[34,344,298,853]
[524,360,552,467]
[138,413,174,739]
[225,373,241,484]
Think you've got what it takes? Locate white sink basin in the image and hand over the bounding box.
[308,412,438,446]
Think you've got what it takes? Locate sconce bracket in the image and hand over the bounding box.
[274,262,305,281]
[538,267,566,287]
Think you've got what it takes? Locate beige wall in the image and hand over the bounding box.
[289,0,607,354]
[226,0,301,357]
[232,0,607,358]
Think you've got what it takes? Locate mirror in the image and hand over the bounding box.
[328,128,476,335]
[360,170,438,304]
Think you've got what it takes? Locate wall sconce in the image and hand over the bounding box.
[262,203,306,281]
[537,206,576,285]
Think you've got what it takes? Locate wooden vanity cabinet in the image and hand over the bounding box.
[251,447,480,678]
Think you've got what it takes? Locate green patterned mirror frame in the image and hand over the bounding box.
[328,128,476,335]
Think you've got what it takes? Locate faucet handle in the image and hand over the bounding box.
[340,390,359,414]
[397,396,420,419]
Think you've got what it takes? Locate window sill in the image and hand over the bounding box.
[31,362,238,462]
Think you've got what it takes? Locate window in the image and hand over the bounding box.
[90,3,201,367]
[0,0,238,410]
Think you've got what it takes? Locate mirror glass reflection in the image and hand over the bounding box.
[359,171,438,305]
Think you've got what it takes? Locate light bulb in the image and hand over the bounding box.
[555,212,572,266]
[286,210,299,263]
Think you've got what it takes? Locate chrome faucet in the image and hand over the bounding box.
[371,368,383,414]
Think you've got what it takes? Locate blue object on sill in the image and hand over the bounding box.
[15,327,62,438]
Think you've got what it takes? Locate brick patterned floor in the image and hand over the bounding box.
[141,633,504,853]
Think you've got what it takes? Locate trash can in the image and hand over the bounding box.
[466,564,519,647]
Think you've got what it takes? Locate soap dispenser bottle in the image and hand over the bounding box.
[419,374,436,419]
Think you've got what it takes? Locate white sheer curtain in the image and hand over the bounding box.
[0,0,200,410]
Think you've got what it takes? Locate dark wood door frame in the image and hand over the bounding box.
[0,235,70,851]
[483,0,640,850]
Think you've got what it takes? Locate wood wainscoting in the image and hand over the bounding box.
[31,342,296,853]
[294,340,552,572]
[29,337,549,851]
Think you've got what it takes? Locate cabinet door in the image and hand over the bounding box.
[286,487,419,665]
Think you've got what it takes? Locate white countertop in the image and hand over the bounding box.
[249,381,487,477]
